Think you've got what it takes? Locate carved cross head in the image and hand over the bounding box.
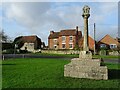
[83,5,90,15]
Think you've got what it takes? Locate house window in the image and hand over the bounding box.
[100,44,106,48]
[54,45,57,49]
[53,39,57,45]
[62,44,66,49]
[110,44,117,49]
[29,43,34,46]
[69,36,73,41]
[25,47,27,50]
[54,39,57,43]
[62,36,66,42]
[54,46,57,48]
[69,44,73,49]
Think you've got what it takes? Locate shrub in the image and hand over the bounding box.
[74,45,80,50]
[2,49,15,54]
[2,43,14,50]
[19,50,28,54]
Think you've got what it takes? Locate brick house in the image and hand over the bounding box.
[48,26,82,49]
[97,34,120,49]
[79,36,95,51]
[14,35,43,52]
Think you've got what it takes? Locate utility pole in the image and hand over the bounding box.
[94,23,96,55]
[14,44,18,56]
[14,44,16,55]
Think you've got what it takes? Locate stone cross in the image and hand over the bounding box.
[82,5,90,51]
[64,5,108,80]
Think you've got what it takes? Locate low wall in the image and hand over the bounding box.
[108,51,120,56]
[42,50,120,56]
[41,50,80,54]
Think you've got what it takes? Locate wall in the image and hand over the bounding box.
[20,42,34,52]
[109,51,119,56]
[41,50,80,54]
[48,38,58,49]
[59,36,76,49]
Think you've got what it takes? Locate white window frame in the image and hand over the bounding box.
[53,39,57,45]
[54,39,57,42]
[110,44,117,49]
[62,36,66,42]
[54,45,57,49]
[69,44,73,49]
[69,36,73,41]
[62,44,66,49]
[29,43,34,46]
[100,44,106,48]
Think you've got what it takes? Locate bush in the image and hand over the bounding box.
[2,43,14,50]
[74,45,80,50]
[19,50,29,54]
[2,49,15,54]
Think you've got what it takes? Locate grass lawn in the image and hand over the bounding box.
[2,58,120,88]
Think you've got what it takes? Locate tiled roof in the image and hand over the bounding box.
[15,35,41,43]
[48,32,59,39]
[49,29,82,39]
[98,34,119,45]
[79,36,95,50]
[59,29,82,36]
[21,36,37,43]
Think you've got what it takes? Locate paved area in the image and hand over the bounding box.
[1,54,120,64]
[102,59,119,64]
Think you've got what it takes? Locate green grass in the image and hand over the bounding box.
[2,58,120,88]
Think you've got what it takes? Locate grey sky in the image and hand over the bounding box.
[1,2,118,45]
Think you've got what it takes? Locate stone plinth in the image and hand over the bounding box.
[79,51,92,59]
[64,51,108,80]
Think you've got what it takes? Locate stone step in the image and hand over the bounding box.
[71,58,101,67]
[64,63,108,80]
[64,63,107,73]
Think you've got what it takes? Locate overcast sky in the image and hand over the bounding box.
[1,1,118,45]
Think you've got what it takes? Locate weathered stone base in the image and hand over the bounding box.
[79,51,92,59]
[64,58,108,80]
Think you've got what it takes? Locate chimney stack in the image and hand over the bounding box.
[76,26,78,31]
[50,31,54,34]
[75,26,79,35]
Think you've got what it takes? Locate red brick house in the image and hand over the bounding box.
[48,26,96,50]
[79,36,95,51]
[98,34,120,49]
[48,26,82,49]
[14,35,43,52]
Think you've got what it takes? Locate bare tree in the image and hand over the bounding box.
[0,29,12,43]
